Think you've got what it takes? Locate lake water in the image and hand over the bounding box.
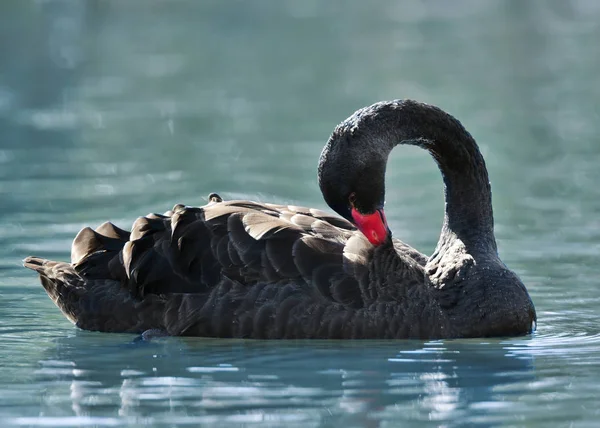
[1,1,600,426]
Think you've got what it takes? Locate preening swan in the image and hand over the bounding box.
[24,100,536,339]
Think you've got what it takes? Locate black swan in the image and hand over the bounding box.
[24,100,536,339]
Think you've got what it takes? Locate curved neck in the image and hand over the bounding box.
[379,101,497,255]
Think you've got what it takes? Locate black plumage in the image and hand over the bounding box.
[24,100,536,339]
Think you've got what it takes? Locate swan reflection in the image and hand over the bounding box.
[25,335,535,426]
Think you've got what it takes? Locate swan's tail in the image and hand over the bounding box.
[23,256,166,333]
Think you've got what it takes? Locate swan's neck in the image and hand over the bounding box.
[427,140,497,257]
[386,101,498,257]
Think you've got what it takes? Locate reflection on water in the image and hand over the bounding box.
[2,0,600,426]
[11,335,537,426]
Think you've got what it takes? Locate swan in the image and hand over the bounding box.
[24,100,536,339]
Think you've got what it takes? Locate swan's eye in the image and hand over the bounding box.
[348,192,357,206]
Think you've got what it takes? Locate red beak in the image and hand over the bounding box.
[351,208,390,246]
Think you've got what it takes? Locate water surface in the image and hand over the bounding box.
[2,1,600,426]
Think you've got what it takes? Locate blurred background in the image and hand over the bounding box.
[1,0,600,426]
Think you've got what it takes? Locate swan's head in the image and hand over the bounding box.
[318,119,392,246]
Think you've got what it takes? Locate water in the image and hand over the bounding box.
[1,0,600,426]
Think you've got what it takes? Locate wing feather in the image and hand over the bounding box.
[66,196,423,322]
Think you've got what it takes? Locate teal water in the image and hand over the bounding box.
[2,1,600,426]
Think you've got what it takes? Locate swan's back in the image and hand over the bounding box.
[25,197,431,338]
